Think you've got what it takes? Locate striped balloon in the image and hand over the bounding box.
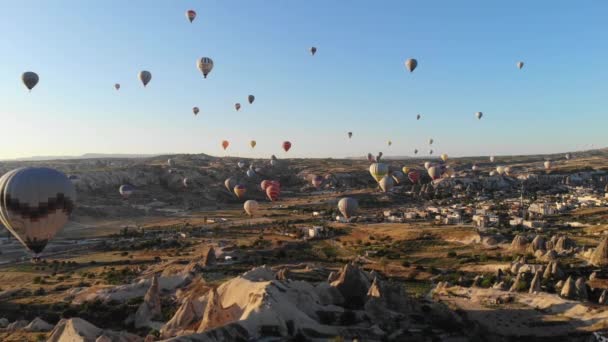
[369,163,388,183]
[233,184,247,199]
[266,185,280,201]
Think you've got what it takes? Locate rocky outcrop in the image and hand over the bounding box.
[161,297,206,338]
[554,235,575,253]
[590,237,608,267]
[24,317,54,332]
[134,274,162,329]
[275,268,291,281]
[196,288,241,333]
[510,235,528,253]
[599,290,608,305]
[560,276,576,299]
[6,320,28,331]
[527,235,546,254]
[575,277,588,301]
[542,261,565,280]
[330,263,372,308]
[47,318,142,342]
[509,272,525,292]
[529,271,542,294]
[201,247,216,267]
[0,317,8,328]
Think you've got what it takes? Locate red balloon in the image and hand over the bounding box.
[282,141,292,152]
[408,170,420,183]
[261,180,271,191]
[222,140,229,150]
[266,185,280,201]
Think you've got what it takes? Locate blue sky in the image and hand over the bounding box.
[0,0,607,159]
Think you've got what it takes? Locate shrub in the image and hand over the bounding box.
[447,251,457,258]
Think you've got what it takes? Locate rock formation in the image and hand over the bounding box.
[575,277,588,301]
[24,317,54,332]
[527,235,546,254]
[134,274,162,329]
[529,271,542,294]
[560,276,576,299]
[590,237,608,267]
[510,234,528,253]
[47,318,141,342]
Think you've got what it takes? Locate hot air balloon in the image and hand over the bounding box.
[271,154,277,161]
[517,61,524,69]
[0,167,76,256]
[283,141,292,152]
[504,166,512,176]
[193,107,199,115]
[119,184,134,198]
[348,132,353,139]
[402,166,410,174]
[440,154,448,162]
[270,159,279,167]
[114,83,120,91]
[377,152,383,161]
[250,140,257,148]
[183,178,189,188]
[388,140,392,146]
[367,153,375,163]
[338,197,358,219]
[234,184,247,199]
[405,58,418,73]
[429,138,434,145]
[248,95,255,104]
[138,71,152,87]
[167,159,175,168]
[246,169,256,178]
[472,164,478,171]
[186,10,196,23]
[476,112,483,120]
[428,166,441,180]
[235,103,241,111]
[392,171,405,184]
[310,47,317,56]
[408,170,420,183]
[424,161,432,170]
[489,171,497,176]
[244,200,258,217]
[414,149,418,155]
[222,140,229,150]
[429,150,433,155]
[312,175,324,188]
[238,161,246,169]
[22,72,39,91]
[260,180,271,191]
[444,167,455,178]
[496,166,505,175]
[197,57,214,78]
[266,185,280,201]
[379,175,394,192]
[565,153,571,160]
[225,177,237,192]
[490,156,495,163]
[416,114,421,120]
[544,161,552,170]
[369,163,389,183]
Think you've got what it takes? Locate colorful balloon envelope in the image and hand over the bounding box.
[0,167,76,255]
[405,58,418,72]
[283,141,292,152]
[197,57,214,78]
[233,184,247,199]
[186,10,196,23]
[250,140,257,148]
[428,166,441,180]
[369,163,388,183]
[138,70,152,87]
[193,107,199,115]
[266,185,280,201]
[222,140,229,150]
[408,170,420,183]
[225,177,237,192]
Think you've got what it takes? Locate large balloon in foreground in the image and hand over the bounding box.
[312,175,324,188]
[197,57,214,78]
[338,197,358,219]
[222,140,229,150]
[0,167,76,255]
[244,200,258,217]
[246,169,256,178]
[248,95,255,104]
[310,47,317,56]
[138,71,152,87]
[476,112,483,120]
[193,107,199,115]
[233,184,247,199]
[405,58,418,72]
[250,140,257,148]
[266,185,280,201]
[186,10,196,23]
[283,141,292,152]
[369,163,389,183]
[260,180,272,191]
[424,161,432,170]
[517,61,524,69]
[119,184,134,198]
[379,175,394,193]
[22,72,39,91]
[428,166,441,180]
